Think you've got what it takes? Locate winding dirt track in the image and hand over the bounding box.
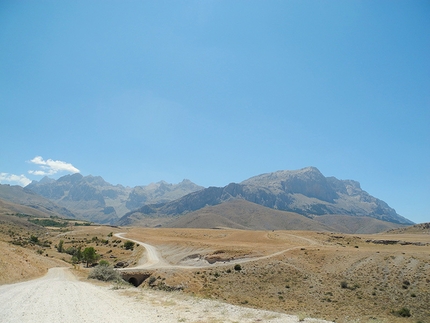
[115,232,169,268]
[114,232,320,270]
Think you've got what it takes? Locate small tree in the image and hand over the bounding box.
[82,247,100,267]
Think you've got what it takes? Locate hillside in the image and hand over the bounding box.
[120,167,413,231]
[313,214,405,234]
[162,200,334,231]
[385,222,430,234]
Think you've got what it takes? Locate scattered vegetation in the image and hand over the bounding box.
[28,218,68,227]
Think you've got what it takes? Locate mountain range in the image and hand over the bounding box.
[0,167,414,233]
[24,173,203,224]
[119,167,412,226]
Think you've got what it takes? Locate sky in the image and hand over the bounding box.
[0,1,429,224]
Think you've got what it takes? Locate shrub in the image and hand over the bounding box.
[393,307,411,317]
[88,264,122,282]
[99,260,110,266]
[234,264,242,271]
[123,241,135,250]
[340,281,348,289]
[148,276,157,285]
[30,235,39,244]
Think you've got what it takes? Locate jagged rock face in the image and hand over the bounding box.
[120,167,413,226]
[243,167,338,202]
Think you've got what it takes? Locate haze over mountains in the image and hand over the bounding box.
[25,173,203,224]
[0,167,414,233]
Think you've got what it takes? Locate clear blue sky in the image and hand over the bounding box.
[1,1,429,224]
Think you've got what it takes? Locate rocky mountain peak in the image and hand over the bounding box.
[56,173,83,183]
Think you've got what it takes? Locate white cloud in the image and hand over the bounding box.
[0,173,32,186]
[28,156,80,176]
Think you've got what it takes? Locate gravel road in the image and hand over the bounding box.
[0,267,333,323]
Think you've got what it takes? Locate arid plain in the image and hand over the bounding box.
[0,213,429,323]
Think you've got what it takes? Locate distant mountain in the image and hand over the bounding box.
[0,184,76,219]
[126,179,204,210]
[120,167,413,230]
[26,174,203,224]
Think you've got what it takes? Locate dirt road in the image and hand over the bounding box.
[0,267,332,323]
[115,232,169,268]
[115,232,320,270]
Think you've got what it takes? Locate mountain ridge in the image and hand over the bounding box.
[2,166,414,232]
[25,174,203,224]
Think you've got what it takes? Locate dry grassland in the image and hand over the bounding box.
[1,214,429,323]
[125,227,430,323]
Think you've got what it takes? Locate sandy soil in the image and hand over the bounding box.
[0,267,333,323]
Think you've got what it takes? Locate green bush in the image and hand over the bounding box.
[393,307,411,317]
[123,241,135,250]
[99,260,110,266]
[234,264,242,271]
[88,264,122,282]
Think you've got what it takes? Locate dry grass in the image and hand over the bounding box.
[0,214,142,284]
[127,227,430,323]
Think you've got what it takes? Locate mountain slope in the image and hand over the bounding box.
[120,167,413,229]
[163,200,335,231]
[312,214,405,234]
[0,184,76,219]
